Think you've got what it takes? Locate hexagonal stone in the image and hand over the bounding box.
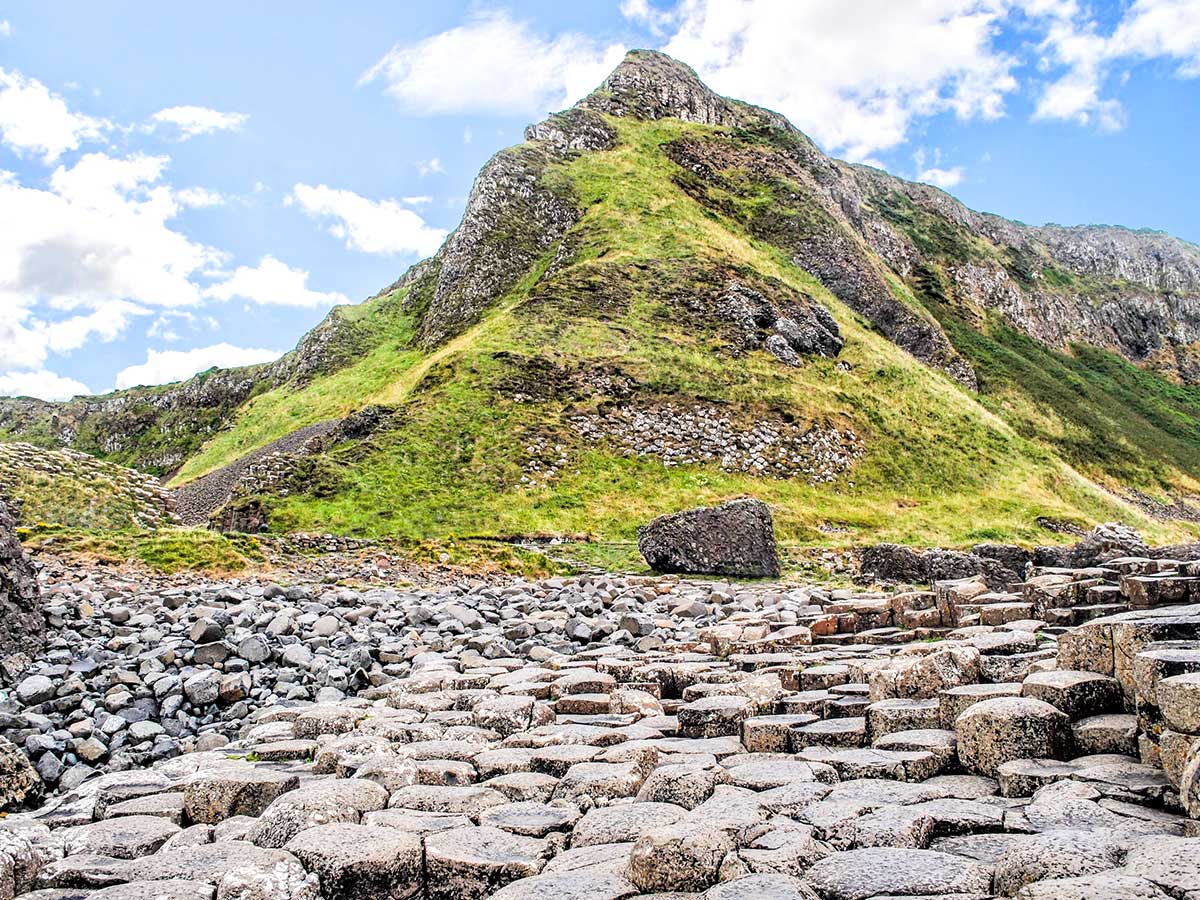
[108,841,306,887]
[1011,872,1172,899]
[571,802,687,847]
[804,847,993,900]
[486,871,637,900]
[424,825,548,900]
[938,682,1022,729]
[292,705,367,739]
[992,829,1126,896]
[1121,835,1200,898]
[628,820,736,893]
[725,759,836,791]
[678,696,755,738]
[247,778,389,848]
[996,758,1080,797]
[183,769,299,825]
[635,763,731,809]
[873,728,957,773]
[284,823,421,900]
[479,802,580,837]
[86,882,216,900]
[743,715,818,752]
[865,698,940,739]
[1021,670,1122,719]
[1072,713,1138,756]
[702,873,820,899]
[62,815,180,859]
[1157,671,1200,734]
[790,717,866,750]
[103,792,186,824]
[955,697,1070,777]
[387,785,508,819]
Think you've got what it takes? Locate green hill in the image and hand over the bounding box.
[5,51,1200,553]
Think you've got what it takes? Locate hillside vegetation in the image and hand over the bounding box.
[5,50,1200,552]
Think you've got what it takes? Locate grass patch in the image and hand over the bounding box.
[22,527,262,574]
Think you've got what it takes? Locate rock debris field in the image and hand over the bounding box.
[2,533,1200,898]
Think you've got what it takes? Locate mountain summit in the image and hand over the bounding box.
[4,50,1200,548]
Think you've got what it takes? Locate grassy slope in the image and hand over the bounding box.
[169,116,1199,548]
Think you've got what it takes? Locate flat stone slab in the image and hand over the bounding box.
[804,847,994,900]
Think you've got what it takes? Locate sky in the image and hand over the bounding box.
[1,0,1198,401]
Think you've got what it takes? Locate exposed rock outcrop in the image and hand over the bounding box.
[0,500,43,665]
[639,498,780,578]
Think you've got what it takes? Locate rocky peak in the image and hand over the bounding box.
[580,49,753,127]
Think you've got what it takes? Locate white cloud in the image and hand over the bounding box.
[289,183,447,256]
[114,343,280,389]
[202,256,349,308]
[659,0,1018,161]
[416,157,444,177]
[0,67,109,162]
[0,369,91,401]
[176,186,226,208]
[150,105,248,139]
[0,21,11,37]
[914,147,965,188]
[1029,0,1200,129]
[362,11,626,116]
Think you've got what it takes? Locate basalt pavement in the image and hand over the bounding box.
[1,547,1200,899]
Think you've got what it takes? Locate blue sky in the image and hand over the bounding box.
[1,0,1198,400]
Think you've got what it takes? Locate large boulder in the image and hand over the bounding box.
[0,735,42,811]
[638,499,779,578]
[955,697,1071,777]
[0,500,44,666]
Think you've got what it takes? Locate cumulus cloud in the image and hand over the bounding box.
[658,0,1018,161]
[0,67,109,161]
[175,186,226,208]
[361,11,626,116]
[203,256,349,308]
[0,368,91,401]
[150,105,248,139]
[289,183,447,256]
[114,343,281,389]
[0,21,11,37]
[1029,0,1200,129]
[914,148,965,188]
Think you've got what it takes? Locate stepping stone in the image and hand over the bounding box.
[292,705,366,738]
[484,773,559,803]
[247,778,389,848]
[541,842,635,876]
[804,847,993,900]
[362,809,471,834]
[530,744,600,777]
[103,792,186,824]
[873,728,957,773]
[388,785,508,819]
[822,748,940,782]
[1072,713,1137,756]
[285,823,422,900]
[628,820,735,893]
[424,825,548,900]
[571,802,687,847]
[790,717,866,750]
[110,842,307,887]
[992,829,1126,896]
[1157,671,1200,733]
[1121,835,1200,898]
[938,682,1021,728]
[487,871,637,900]
[725,759,836,791]
[1011,872,1172,899]
[743,715,818,752]
[635,761,731,808]
[702,873,820,899]
[955,697,1070,777]
[997,758,1080,797]
[479,802,580,837]
[86,882,216,900]
[62,816,180,860]
[678,696,755,738]
[182,769,299,825]
[865,698,939,739]
[1021,670,1122,719]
